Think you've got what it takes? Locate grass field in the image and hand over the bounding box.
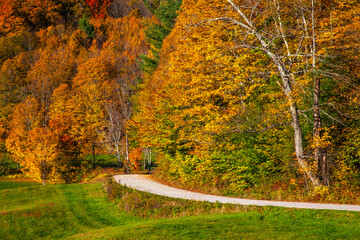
[1,179,360,239]
[0,180,140,240]
[0,180,40,190]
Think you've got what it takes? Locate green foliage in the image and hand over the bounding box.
[153,130,294,196]
[336,125,360,187]
[142,0,161,14]
[155,0,182,30]
[78,15,94,39]
[0,153,18,176]
[140,0,182,74]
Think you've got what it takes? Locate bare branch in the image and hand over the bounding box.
[319,108,351,129]
[234,122,291,133]
[196,17,251,31]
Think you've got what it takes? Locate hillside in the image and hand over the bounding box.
[0,0,360,199]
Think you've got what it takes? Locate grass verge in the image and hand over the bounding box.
[0,179,139,240]
[1,178,360,239]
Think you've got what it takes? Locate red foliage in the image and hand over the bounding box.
[86,0,112,19]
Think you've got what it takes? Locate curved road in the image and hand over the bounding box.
[114,174,360,212]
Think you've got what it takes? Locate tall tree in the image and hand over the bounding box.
[140,0,182,74]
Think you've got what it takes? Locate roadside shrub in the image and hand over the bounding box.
[105,179,253,219]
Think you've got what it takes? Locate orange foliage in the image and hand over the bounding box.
[25,128,58,186]
[0,0,25,35]
[128,147,142,171]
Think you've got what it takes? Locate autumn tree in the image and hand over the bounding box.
[132,0,286,188]
[49,84,84,183]
[94,15,148,170]
[25,128,58,186]
[71,54,110,167]
[6,97,42,172]
[0,0,25,36]
[86,0,112,19]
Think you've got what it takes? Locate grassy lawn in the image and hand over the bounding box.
[1,179,360,239]
[85,154,120,168]
[0,180,140,240]
[0,180,40,190]
[70,210,360,240]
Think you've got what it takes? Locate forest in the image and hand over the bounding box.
[0,0,360,200]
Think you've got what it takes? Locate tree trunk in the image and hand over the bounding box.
[92,142,96,168]
[225,0,322,187]
[124,133,130,173]
[311,0,328,185]
[148,148,152,173]
[42,173,46,186]
[115,144,122,166]
[290,99,321,187]
[313,75,324,181]
[255,32,322,187]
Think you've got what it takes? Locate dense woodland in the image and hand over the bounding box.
[0,0,360,198]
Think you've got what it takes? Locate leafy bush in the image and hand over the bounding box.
[0,153,18,176]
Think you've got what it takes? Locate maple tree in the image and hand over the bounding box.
[6,97,41,166]
[25,128,58,186]
[49,84,85,182]
[0,0,25,36]
[86,0,112,19]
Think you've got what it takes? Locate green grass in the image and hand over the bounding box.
[0,180,40,190]
[2,179,360,239]
[0,180,140,240]
[70,210,360,240]
[85,154,120,168]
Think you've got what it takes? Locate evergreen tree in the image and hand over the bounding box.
[78,15,94,39]
[140,0,182,74]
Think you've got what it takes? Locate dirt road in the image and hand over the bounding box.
[113,174,360,212]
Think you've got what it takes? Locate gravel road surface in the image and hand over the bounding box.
[113,174,360,212]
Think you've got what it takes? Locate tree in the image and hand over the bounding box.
[25,128,57,186]
[71,55,109,167]
[79,15,95,39]
[50,84,84,183]
[96,15,148,171]
[6,97,42,165]
[0,0,63,32]
[85,0,112,19]
[27,46,77,127]
[0,0,25,36]
[140,0,182,74]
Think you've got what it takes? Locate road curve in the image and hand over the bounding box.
[113,174,360,212]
